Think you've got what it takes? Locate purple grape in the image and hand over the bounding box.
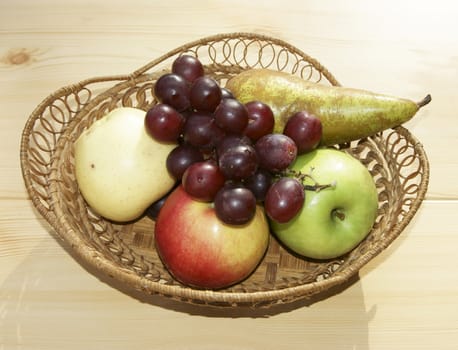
[218,144,258,181]
[244,169,273,202]
[172,55,204,83]
[220,87,235,99]
[214,186,257,225]
[166,144,204,180]
[264,177,305,223]
[144,104,185,143]
[214,98,249,134]
[190,76,222,112]
[216,134,252,158]
[243,101,275,141]
[182,161,225,202]
[283,111,322,154]
[183,111,222,149]
[154,73,190,112]
[145,191,172,220]
[255,134,297,173]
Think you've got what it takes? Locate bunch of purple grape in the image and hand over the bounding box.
[145,55,322,225]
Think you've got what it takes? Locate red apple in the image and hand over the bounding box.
[154,185,270,289]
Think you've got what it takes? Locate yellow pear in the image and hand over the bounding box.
[74,107,176,222]
[226,69,431,146]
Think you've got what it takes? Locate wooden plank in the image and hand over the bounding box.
[1,200,457,349]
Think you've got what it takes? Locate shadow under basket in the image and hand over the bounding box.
[20,33,429,308]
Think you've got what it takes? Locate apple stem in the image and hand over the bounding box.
[332,209,346,221]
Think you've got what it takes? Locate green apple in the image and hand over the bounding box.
[271,148,378,259]
[74,107,176,222]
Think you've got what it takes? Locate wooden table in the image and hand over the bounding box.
[1,1,457,349]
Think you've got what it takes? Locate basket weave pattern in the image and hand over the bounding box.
[20,33,429,307]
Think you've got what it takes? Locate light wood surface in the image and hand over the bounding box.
[1,1,457,349]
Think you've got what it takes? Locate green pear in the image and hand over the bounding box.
[74,107,176,222]
[226,69,431,146]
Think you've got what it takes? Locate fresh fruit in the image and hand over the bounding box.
[270,148,379,260]
[243,101,275,141]
[264,177,305,223]
[144,103,185,143]
[220,87,234,99]
[181,161,225,202]
[182,111,222,149]
[145,189,174,220]
[74,107,176,222]
[226,68,431,145]
[154,185,270,289]
[154,73,190,112]
[218,144,258,181]
[244,169,273,202]
[166,143,204,180]
[190,76,222,112]
[216,134,252,158]
[214,185,257,225]
[255,133,297,173]
[283,111,322,154]
[172,54,204,83]
[214,98,249,134]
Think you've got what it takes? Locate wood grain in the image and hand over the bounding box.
[1,1,457,349]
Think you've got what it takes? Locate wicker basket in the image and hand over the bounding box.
[20,33,429,308]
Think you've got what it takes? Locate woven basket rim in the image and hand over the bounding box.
[20,32,430,307]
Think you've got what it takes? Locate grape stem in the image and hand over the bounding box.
[283,169,336,192]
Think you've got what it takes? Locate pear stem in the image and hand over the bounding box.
[417,94,432,108]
